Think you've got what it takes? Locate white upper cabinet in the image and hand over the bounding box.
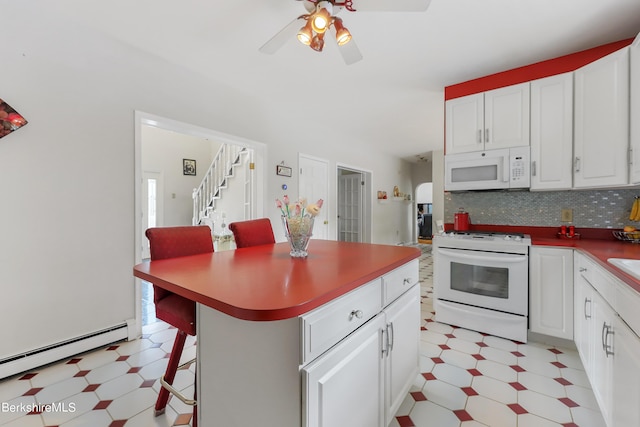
[574,47,630,188]
[446,83,530,154]
[630,34,640,184]
[530,73,574,190]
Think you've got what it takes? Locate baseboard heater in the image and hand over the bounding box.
[0,323,129,380]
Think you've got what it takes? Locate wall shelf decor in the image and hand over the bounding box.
[0,99,27,139]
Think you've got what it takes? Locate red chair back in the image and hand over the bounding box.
[145,226,214,304]
[229,218,276,248]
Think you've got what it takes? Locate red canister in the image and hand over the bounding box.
[454,208,470,231]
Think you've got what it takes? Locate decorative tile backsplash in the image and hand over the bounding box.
[444,189,640,228]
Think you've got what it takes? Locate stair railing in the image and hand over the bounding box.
[192,144,246,225]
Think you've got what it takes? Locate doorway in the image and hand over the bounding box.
[337,165,372,243]
[134,111,267,334]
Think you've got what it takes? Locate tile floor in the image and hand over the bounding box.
[0,245,605,426]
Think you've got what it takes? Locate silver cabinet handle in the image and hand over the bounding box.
[485,129,490,143]
[601,322,614,357]
[403,278,412,286]
[477,129,482,144]
[349,309,363,320]
[579,267,587,272]
[584,297,591,320]
[531,161,537,177]
[575,156,581,172]
[387,322,395,352]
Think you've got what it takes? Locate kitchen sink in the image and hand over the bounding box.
[608,258,640,281]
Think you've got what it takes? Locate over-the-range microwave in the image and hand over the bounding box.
[444,146,530,191]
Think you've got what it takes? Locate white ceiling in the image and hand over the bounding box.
[47,0,640,162]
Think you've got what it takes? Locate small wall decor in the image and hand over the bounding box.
[183,159,196,176]
[276,164,292,177]
[0,99,28,139]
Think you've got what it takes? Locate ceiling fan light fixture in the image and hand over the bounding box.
[311,1,333,33]
[297,20,313,45]
[310,32,325,52]
[333,18,352,46]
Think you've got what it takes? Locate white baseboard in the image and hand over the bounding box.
[0,324,128,380]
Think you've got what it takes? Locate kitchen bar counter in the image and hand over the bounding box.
[134,240,421,427]
[133,240,420,321]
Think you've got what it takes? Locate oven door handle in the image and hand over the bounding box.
[437,248,527,264]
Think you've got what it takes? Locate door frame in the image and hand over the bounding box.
[134,111,267,335]
[336,163,372,243]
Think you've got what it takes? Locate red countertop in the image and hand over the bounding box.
[444,224,640,294]
[133,240,421,321]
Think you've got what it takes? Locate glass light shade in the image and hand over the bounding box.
[311,4,332,33]
[310,33,325,52]
[333,18,352,46]
[297,21,313,45]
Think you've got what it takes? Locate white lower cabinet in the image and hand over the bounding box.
[303,315,386,427]
[529,246,573,339]
[573,251,640,427]
[612,315,640,426]
[303,284,420,427]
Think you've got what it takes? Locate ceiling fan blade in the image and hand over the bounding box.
[259,16,306,54]
[338,39,363,65]
[327,26,362,65]
[349,0,431,12]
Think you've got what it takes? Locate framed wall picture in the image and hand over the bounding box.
[276,165,292,177]
[183,159,196,176]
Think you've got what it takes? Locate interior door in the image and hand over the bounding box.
[299,154,329,239]
[338,172,363,242]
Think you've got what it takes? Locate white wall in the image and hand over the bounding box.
[142,125,221,226]
[0,3,419,361]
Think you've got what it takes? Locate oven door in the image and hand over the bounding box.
[435,247,528,316]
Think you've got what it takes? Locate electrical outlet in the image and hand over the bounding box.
[561,208,573,222]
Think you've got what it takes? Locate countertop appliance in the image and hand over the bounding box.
[444,146,530,191]
[433,230,531,342]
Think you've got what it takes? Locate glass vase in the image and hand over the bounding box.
[281,215,314,258]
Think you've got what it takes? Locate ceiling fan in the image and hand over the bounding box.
[259,0,431,65]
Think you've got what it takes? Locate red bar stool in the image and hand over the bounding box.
[229,218,276,248]
[145,225,214,427]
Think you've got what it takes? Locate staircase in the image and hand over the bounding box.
[192,144,248,225]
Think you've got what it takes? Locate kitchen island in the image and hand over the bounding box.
[134,240,421,427]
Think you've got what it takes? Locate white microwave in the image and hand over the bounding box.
[444,147,530,191]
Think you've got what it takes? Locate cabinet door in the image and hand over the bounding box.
[302,315,385,427]
[484,83,530,150]
[630,35,640,183]
[574,47,630,188]
[590,290,614,426]
[612,315,640,427]
[384,284,420,425]
[530,73,574,190]
[529,247,573,339]
[445,93,484,154]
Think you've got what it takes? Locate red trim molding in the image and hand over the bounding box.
[445,38,634,101]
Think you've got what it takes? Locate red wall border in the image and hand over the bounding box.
[444,38,634,101]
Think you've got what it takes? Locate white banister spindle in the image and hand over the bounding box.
[191,144,248,225]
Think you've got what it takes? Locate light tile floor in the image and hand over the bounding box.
[0,245,605,426]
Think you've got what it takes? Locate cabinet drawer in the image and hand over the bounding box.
[382,259,419,307]
[301,279,382,365]
[575,253,615,305]
[615,279,640,337]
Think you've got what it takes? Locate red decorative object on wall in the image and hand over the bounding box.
[0,99,28,139]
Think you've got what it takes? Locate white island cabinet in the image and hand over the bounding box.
[196,257,420,427]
